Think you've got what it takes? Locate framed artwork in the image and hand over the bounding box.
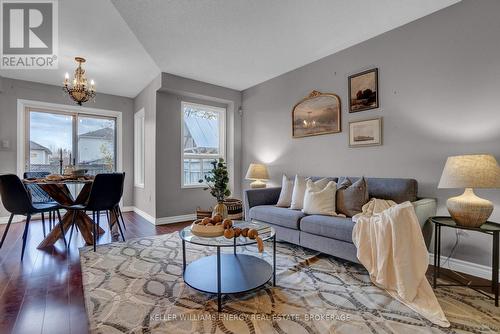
[349,118,382,147]
[348,68,379,112]
[292,90,341,138]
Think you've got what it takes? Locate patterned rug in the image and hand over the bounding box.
[80,232,500,333]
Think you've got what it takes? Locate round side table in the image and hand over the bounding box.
[430,216,499,306]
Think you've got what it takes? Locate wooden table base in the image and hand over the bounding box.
[37,211,106,249]
[32,181,118,249]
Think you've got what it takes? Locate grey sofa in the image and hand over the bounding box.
[244,177,436,264]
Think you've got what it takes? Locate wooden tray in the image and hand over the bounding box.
[190,222,224,238]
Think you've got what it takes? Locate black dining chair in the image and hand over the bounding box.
[113,171,127,231]
[0,174,67,260]
[99,172,127,243]
[64,173,125,251]
[23,171,61,236]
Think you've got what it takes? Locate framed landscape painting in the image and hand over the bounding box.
[349,118,382,147]
[348,68,379,112]
[292,90,341,138]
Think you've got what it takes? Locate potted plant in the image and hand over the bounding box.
[199,158,231,218]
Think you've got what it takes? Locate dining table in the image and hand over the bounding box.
[24,176,119,249]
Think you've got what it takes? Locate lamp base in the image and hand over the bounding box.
[250,180,266,189]
[447,188,493,227]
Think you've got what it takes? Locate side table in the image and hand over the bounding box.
[430,216,499,306]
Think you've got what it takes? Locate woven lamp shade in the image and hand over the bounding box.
[245,163,269,180]
[438,154,500,189]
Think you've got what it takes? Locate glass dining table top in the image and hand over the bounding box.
[179,220,275,247]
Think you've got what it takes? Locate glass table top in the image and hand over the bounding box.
[179,221,275,247]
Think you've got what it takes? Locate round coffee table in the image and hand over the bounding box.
[179,221,276,312]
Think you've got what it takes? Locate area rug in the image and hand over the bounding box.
[80,232,500,333]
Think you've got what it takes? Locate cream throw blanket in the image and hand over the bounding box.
[352,199,450,327]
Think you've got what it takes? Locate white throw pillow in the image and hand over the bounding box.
[290,175,329,210]
[302,180,337,216]
[276,174,294,207]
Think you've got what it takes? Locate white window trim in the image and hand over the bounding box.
[134,108,145,188]
[181,101,226,189]
[17,99,123,177]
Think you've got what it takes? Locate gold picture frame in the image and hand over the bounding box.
[292,90,341,138]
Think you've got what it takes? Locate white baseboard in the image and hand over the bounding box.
[120,206,195,225]
[0,205,191,226]
[155,214,196,225]
[429,253,498,281]
[130,207,156,224]
[0,215,25,224]
[121,206,135,212]
[0,209,74,225]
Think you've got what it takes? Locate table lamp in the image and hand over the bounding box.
[438,154,500,227]
[245,163,269,189]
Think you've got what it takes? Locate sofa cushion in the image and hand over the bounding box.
[290,176,329,210]
[249,205,305,230]
[300,215,355,243]
[276,174,294,207]
[340,177,418,203]
[336,177,369,217]
[302,180,337,216]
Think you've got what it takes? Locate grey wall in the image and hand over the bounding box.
[156,73,242,218]
[241,0,500,267]
[0,76,134,217]
[133,75,161,218]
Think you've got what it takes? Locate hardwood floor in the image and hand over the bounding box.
[0,212,190,334]
[1,213,494,334]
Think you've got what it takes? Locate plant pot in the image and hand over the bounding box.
[212,202,228,219]
[223,198,244,220]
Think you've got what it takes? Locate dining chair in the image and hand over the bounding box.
[65,173,126,251]
[0,174,67,260]
[114,171,127,231]
[23,171,61,236]
[98,172,127,244]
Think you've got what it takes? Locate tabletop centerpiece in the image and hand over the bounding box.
[200,158,231,218]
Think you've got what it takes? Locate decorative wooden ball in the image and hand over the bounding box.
[223,219,233,229]
[224,228,235,239]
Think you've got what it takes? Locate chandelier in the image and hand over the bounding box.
[63,57,96,105]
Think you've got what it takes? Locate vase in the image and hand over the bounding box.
[212,202,228,219]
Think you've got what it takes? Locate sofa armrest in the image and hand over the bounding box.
[411,198,437,250]
[244,187,281,219]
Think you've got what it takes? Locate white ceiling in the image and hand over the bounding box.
[111,0,460,91]
[1,0,460,97]
[0,0,159,98]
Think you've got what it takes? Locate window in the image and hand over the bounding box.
[181,102,225,187]
[26,108,116,175]
[134,108,145,188]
